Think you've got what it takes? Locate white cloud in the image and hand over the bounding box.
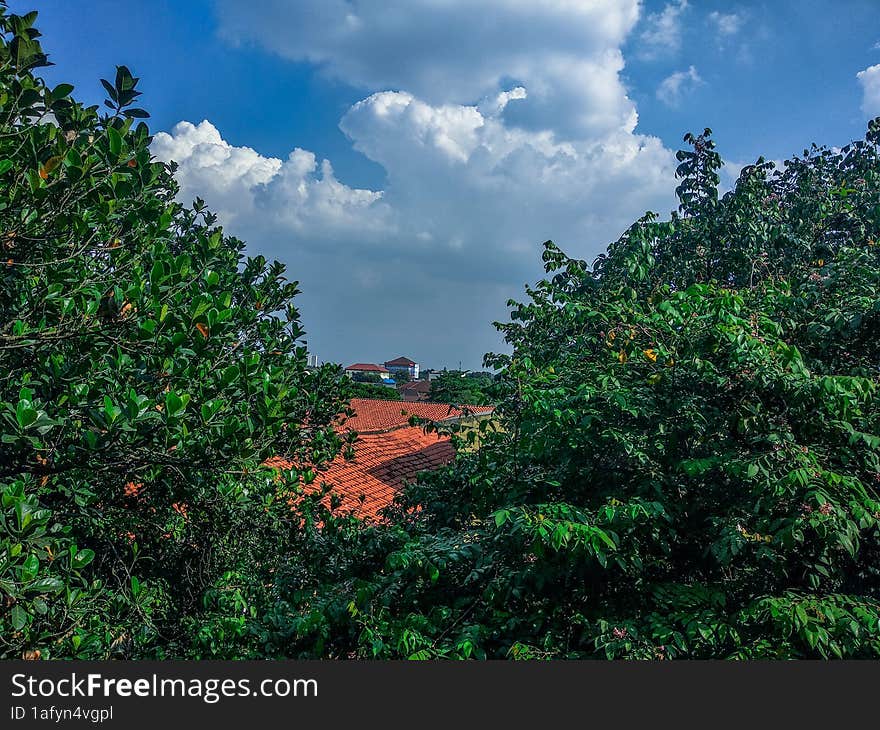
[151,100,677,365]
[656,66,703,107]
[857,64,880,118]
[638,0,689,59]
[151,120,392,238]
[215,0,641,138]
[708,11,743,37]
[152,1,685,366]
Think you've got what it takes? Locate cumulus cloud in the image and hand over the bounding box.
[152,101,676,366]
[151,120,392,238]
[708,11,743,37]
[656,66,703,107]
[214,0,641,138]
[638,0,689,59]
[857,64,880,118]
[149,1,685,367]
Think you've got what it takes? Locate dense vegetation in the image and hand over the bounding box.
[349,380,401,400]
[0,6,348,659]
[429,370,497,405]
[2,6,879,660]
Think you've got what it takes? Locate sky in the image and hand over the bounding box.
[12,0,880,370]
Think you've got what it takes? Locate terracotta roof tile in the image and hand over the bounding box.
[343,398,493,434]
[345,363,389,373]
[267,427,453,520]
[266,398,494,521]
[384,356,416,367]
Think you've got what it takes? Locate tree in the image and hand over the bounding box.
[349,380,401,400]
[351,371,382,383]
[390,369,411,384]
[0,5,348,658]
[429,370,496,405]
[274,122,880,659]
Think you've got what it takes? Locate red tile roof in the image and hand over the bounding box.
[345,363,389,373]
[398,380,432,401]
[343,398,493,434]
[268,427,453,519]
[266,398,494,521]
[384,356,416,367]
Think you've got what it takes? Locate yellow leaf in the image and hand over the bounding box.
[195,322,209,339]
[618,350,628,364]
[643,348,657,362]
[39,155,62,179]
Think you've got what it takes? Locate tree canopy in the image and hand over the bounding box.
[0,5,347,659]
[429,370,497,405]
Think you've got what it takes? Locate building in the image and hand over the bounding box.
[397,379,431,402]
[345,363,390,379]
[384,356,419,380]
[266,398,494,520]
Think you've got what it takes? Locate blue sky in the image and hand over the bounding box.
[15,1,880,369]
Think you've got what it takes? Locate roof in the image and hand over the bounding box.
[384,356,416,367]
[345,363,389,373]
[267,427,453,520]
[343,398,493,434]
[266,398,495,521]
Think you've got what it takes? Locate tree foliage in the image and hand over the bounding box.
[429,371,497,406]
[273,123,880,659]
[349,380,401,400]
[0,5,348,659]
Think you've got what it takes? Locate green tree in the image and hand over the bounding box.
[0,5,348,658]
[275,123,880,659]
[429,370,496,405]
[349,381,401,400]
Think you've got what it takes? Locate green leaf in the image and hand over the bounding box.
[20,554,39,581]
[165,392,190,417]
[10,605,27,631]
[29,577,64,594]
[71,548,95,569]
[15,401,38,429]
[493,509,510,528]
[107,125,122,157]
[0,159,13,175]
[51,83,74,100]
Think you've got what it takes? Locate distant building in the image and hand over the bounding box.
[384,356,419,379]
[345,363,390,379]
[398,379,431,402]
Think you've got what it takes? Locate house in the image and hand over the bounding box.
[397,379,431,402]
[345,363,390,379]
[384,356,419,380]
[266,398,494,520]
